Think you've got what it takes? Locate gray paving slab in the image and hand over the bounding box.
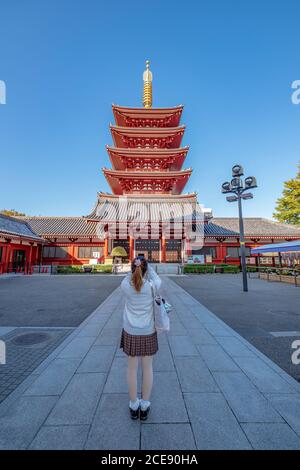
[85,393,140,450]
[24,358,81,396]
[103,356,142,394]
[233,356,297,394]
[168,335,199,357]
[88,314,110,325]
[46,373,106,425]
[186,327,217,345]
[241,423,300,450]
[180,316,204,329]
[77,321,107,337]
[265,394,300,437]
[146,371,189,423]
[115,347,127,357]
[198,344,240,372]
[29,425,90,450]
[0,396,57,449]
[184,392,252,449]
[203,322,234,337]
[58,336,95,359]
[213,371,283,423]
[166,318,188,335]
[105,316,123,329]
[216,336,256,357]
[153,344,175,371]
[174,356,219,392]
[141,423,196,450]
[77,346,115,373]
[157,332,169,345]
[94,328,121,346]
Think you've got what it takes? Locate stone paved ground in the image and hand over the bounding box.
[0,275,122,327]
[0,275,121,405]
[0,276,300,450]
[0,327,73,403]
[172,274,300,381]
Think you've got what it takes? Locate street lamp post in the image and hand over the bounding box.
[221,165,258,292]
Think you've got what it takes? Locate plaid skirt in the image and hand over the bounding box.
[120,329,158,357]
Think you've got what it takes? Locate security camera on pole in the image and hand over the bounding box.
[221,165,258,292]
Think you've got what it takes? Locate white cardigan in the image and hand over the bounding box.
[121,265,162,336]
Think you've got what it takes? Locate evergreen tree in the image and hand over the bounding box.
[273,164,300,226]
[0,209,26,217]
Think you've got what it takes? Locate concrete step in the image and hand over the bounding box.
[155,263,182,275]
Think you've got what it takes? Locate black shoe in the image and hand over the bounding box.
[129,406,140,420]
[140,406,150,421]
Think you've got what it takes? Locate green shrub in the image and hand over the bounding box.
[92,265,113,274]
[56,264,113,274]
[247,267,258,273]
[56,265,83,274]
[183,264,240,274]
[223,265,239,273]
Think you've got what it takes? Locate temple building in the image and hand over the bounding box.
[1,61,300,273]
[0,214,43,274]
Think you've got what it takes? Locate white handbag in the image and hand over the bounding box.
[150,281,171,333]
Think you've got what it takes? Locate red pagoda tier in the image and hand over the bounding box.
[110,124,185,149]
[106,146,189,171]
[102,168,192,195]
[112,104,184,128]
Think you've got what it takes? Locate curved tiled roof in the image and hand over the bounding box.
[204,222,238,237]
[0,214,43,241]
[16,215,300,240]
[210,218,300,237]
[18,217,97,237]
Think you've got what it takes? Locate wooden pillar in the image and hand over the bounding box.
[27,243,34,274]
[1,245,7,273]
[129,237,134,260]
[0,245,2,274]
[71,244,75,261]
[4,240,12,273]
[104,237,109,257]
[161,236,166,263]
[216,243,226,263]
[39,244,43,266]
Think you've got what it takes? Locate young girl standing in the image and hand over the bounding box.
[120,257,161,420]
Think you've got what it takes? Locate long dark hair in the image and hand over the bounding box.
[131,257,148,292]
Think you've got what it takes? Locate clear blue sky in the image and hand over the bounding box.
[0,0,299,218]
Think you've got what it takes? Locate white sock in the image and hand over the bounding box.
[140,399,150,411]
[129,398,140,411]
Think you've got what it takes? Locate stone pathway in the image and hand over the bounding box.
[0,277,300,449]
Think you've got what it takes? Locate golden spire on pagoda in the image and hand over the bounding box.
[143,60,152,108]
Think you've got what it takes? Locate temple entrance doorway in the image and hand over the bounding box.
[166,239,182,263]
[135,239,160,263]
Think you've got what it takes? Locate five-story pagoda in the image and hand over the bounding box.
[88,61,203,263]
